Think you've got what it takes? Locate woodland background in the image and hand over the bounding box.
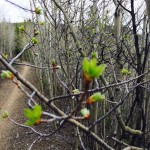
[0,0,150,149]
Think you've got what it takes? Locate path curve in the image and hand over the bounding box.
[0,66,30,113]
[0,66,31,149]
[0,65,72,150]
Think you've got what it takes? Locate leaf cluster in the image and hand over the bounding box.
[1,70,14,79]
[87,92,105,105]
[82,58,106,81]
[24,105,42,126]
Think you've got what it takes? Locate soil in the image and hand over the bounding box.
[0,65,73,150]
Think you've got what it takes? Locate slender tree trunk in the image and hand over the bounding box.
[145,0,150,30]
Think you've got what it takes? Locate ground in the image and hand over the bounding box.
[0,65,73,150]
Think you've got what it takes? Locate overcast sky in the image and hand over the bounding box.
[0,0,32,22]
[0,0,145,23]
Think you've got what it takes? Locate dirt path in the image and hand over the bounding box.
[0,65,72,150]
[0,66,29,112]
[0,66,33,149]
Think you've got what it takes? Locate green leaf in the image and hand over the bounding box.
[39,22,44,25]
[88,58,97,76]
[80,108,90,119]
[82,58,106,81]
[72,89,80,94]
[1,70,14,79]
[1,111,9,118]
[25,119,35,126]
[32,105,42,119]
[91,92,105,102]
[35,7,42,15]
[87,92,105,104]
[1,72,6,79]
[96,64,106,77]
[121,68,131,75]
[24,109,33,119]
[32,37,38,45]
[24,105,42,126]
[91,51,98,59]
[82,58,89,73]
[2,54,8,59]
[52,59,57,67]
[19,25,25,33]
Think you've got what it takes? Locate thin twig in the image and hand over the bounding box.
[9,42,33,65]
[89,83,140,130]
[8,117,49,136]
[77,127,87,150]
[14,62,54,70]
[4,0,34,12]
[28,136,41,150]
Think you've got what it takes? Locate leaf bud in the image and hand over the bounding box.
[80,108,90,119]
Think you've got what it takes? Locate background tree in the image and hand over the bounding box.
[0,0,150,149]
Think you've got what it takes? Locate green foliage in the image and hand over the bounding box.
[35,7,42,15]
[95,20,99,26]
[121,68,131,75]
[24,105,42,126]
[72,89,80,94]
[19,25,25,33]
[39,21,44,25]
[87,92,105,105]
[82,58,106,82]
[123,34,130,40]
[85,25,90,30]
[52,59,57,67]
[80,108,90,119]
[1,111,9,119]
[91,51,98,59]
[32,37,38,45]
[14,23,25,56]
[1,70,14,79]
[2,54,8,59]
